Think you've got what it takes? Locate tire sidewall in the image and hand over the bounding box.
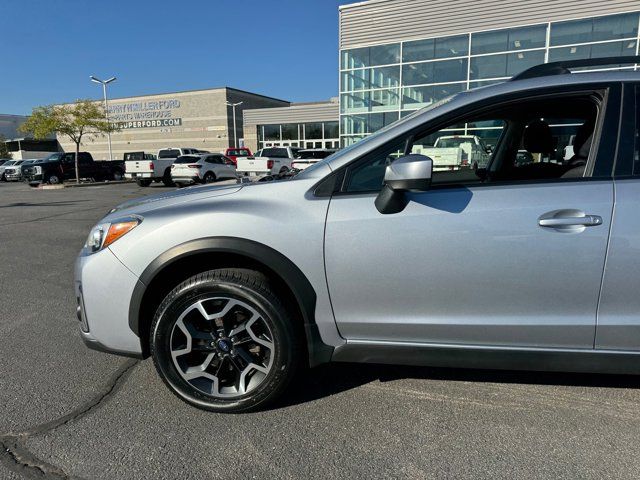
[151,277,295,412]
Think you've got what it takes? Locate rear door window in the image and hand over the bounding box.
[159,149,181,158]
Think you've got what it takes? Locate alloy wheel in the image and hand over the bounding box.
[170,296,274,398]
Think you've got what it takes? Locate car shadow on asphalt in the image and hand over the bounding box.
[274,362,640,409]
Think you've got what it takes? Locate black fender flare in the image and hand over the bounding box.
[128,237,333,366]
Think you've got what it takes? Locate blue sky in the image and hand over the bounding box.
[1,0,354,115]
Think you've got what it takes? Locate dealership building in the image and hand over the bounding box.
[56,87,289,160]
[338,0,640,146]
[243,99,340,151]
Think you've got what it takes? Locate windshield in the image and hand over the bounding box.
[3,161,15,166]
[45,153,63,161]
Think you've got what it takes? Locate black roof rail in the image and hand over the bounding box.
[511,55,640,81]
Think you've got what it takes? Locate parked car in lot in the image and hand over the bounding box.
[236,146,301,176]
[3,160,25,181]
[170,153,237,186]
[76,57,640,413]
[291,148,337,170]
[23,152,125,185]
[222,147,252,166]
[125,147,200,187]
[0,160,17,181]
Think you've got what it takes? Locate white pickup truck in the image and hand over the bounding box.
[415,135,491,171]
[236,147,302,177]
[125,147,201,187]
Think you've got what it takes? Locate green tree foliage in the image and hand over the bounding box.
[19,100,118,182]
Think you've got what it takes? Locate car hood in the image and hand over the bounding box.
[106,183,243,218]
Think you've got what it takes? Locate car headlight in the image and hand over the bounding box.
[85,216,142,253]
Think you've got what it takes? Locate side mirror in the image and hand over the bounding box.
[485,145,493,154]
[375,154,433,215]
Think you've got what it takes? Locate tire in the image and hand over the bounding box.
[1,173,5,182]
[112,169,123,181]
[150,269,300,413]
[203,172,216,184]
[162,168,175,187]
[279,166,289,174]
[136,178,152,187]
[46,173,62,185]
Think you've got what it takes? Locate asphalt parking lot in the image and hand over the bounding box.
[2,180,640,479]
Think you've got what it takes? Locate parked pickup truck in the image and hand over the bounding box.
[236,146,302,176]
[291,148,337,170]
[22,152,125,185]
[415,135,491,171]
[125,147,200,187]
[223,147,252,166]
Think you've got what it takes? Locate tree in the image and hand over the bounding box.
[0,135,11,159]
[19,100,117,183]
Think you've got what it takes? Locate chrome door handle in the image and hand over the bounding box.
[538,215,603,228]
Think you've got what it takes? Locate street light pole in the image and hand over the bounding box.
[90,76,116,160]
[226,101,243,148]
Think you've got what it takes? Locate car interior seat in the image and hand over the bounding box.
[561,118,596,178]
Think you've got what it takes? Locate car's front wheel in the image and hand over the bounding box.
[150,269,300,413]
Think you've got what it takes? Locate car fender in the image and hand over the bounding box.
[128,236,334,366]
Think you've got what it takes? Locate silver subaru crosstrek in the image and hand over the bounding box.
[76,58,640,412]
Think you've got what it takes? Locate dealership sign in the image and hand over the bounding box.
[116,118,183,129]
[109,98,182,129]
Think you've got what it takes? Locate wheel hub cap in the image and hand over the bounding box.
[169,297,274,398]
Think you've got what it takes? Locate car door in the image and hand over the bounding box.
[596,83,640,350]
[324,86,619,349]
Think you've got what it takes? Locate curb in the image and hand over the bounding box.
[62,180,134,188]
[35,180,134,190]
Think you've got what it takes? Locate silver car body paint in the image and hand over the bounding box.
[75,70,640,367]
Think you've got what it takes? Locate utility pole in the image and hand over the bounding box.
[90,76,117,160]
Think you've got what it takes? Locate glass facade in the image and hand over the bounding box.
[339,11,640,146]
[256,121,340,149]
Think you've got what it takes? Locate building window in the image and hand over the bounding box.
[263,124,280,141]
[549,40,638,62]
[324,121,339,139]
[304,123,323,139]
[471,24,546,55]
[401,83,465,110]
[470,50,545,80]
[281,123,298,140]
[403,34,468,62]
[550,12,639,46]
[402,58,468,85]
[341,43,400,69]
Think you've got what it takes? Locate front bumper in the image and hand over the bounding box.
[24,173,43,183]
[5,174,22,181]
[74,248,144,357]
